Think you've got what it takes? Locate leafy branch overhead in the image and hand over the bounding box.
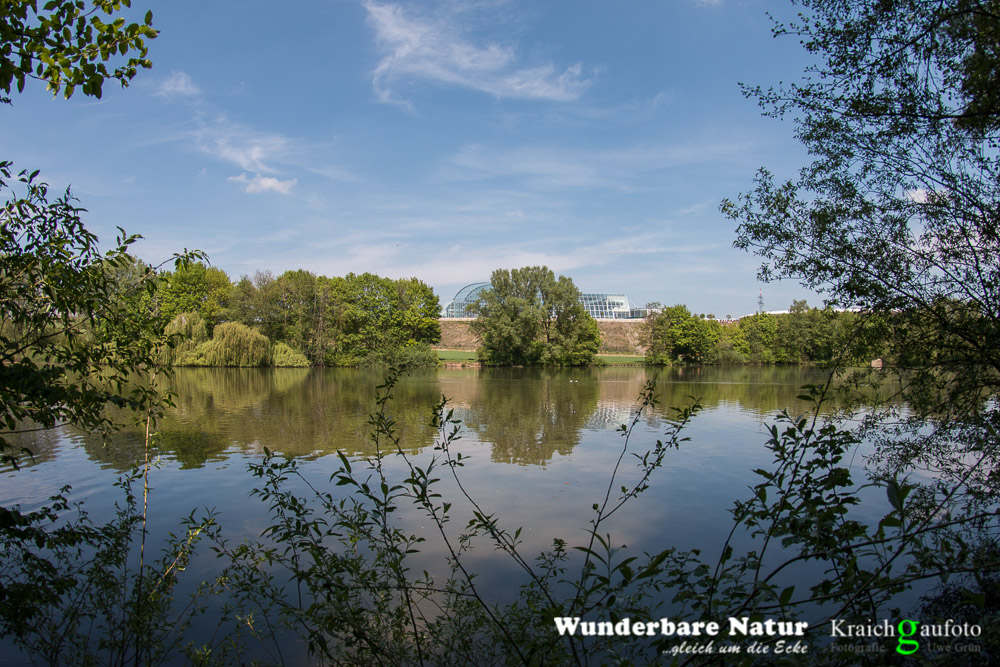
[0,0,156,103]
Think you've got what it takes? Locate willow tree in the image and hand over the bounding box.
[199,322,271,367]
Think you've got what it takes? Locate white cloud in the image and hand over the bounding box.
[195,122,291,173]
[228,173,297,195]
[155,71,201,98]
[363,0,593,104]
[180,116,353,185]
[449,139,755,189]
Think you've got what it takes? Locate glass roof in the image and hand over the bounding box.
[441,282,644,320]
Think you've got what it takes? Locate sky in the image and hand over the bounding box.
[2,0,824,319]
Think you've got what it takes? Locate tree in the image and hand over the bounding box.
[0,5,221,659]
[723,0,1000,393]
[331,272,440,366]
[722,0,1000,612]
[0,1,156,103]
[0,167,177,466]
[730,312,775,363]
[644,303,720,364]
[471,266,600,366]
[157,262,232,330]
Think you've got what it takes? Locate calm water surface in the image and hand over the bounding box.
[1,366,894,659]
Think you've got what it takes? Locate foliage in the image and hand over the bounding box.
[0,0,156,103]
[471,266,601,366]
[185,321,271,367]
[157,262,232,331]
[722,0,1000,392]
[94,254,164,353]
[0,469,220,664]
[335,273,442,365]
[0,163,200,468]
[225,270,440,366]
[643,301,870,366]
[0,166,212,659]
[0,4,225,663]
[158,311,208,365]
[722,0,1000,651]
[271,341,310,367]
[732,312,777,363]
[544,298,601,366]
[645,303,721,364]
[385,340,440,368]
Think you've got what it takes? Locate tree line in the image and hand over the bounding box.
[643,300,879,366]
[141,260,886,370]
[110,260,442,367]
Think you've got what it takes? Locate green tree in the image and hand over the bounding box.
[157,262,232,330]
[722,0,1000,625]
[471,266,600,366]
[323,273,440,366]
[644,303,720,364]
[732,313,776,363]
[93,254,163,350]
[161,311,208,365]
[723,0,999,390]
[197,322,271,367]
[0,1,156,103]
[0,6,223,661]
[0,167,188,467]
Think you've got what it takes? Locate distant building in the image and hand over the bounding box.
[441,282,646,320]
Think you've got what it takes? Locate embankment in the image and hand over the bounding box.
[437,319,646,355]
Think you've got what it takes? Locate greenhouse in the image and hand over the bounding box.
[440,282,492,318]
[440,282,645,320]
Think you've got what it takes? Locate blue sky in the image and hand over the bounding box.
[3,0,822,319]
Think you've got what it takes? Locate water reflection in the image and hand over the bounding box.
[50,365,879,471]
[76,368,443,470]
[457,368,602,465]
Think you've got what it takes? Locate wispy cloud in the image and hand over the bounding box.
[363,0,593,105]
[178,115,354,187]
[228,173,297,195]
[450,139,755,189]
[191,118,293,173]
[155,71,201,99]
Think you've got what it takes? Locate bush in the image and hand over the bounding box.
[385,341,439,368]
[159,311,208,365]
[192,322,271,367]
[271,342,310,367]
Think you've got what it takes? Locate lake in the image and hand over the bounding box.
[0,365,898,662]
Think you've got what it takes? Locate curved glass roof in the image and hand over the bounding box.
[441,282,490,318]
[441,282,645,320]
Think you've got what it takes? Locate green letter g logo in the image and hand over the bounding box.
[897,619,919,655]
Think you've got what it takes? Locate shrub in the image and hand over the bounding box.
[196,322,270,367]
[385,341,439,368]
[271,341,310,367]
[159,311,208,365]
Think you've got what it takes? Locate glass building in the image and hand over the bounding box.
[441,282,491,318]
[441,282,645,320]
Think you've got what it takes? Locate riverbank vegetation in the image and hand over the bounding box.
[643,300,879,366]
[150,264,442,368]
